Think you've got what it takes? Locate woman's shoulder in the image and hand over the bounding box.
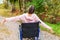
[22,13,37,16]
[33,13,37,16]
[20,13,28,17]
[33,13,36,15]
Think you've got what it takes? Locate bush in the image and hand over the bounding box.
[26,0,45,14]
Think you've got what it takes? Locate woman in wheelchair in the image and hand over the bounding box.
[1,5,53,40]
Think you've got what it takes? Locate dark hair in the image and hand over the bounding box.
[28,5,35,14]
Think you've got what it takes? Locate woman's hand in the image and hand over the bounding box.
[49,28,54,34]
[1,19,6,25]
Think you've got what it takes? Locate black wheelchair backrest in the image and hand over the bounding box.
[21,22,40,38]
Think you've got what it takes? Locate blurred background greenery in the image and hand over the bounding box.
[0,0,60,36]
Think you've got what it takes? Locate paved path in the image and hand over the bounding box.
[0,16,60,40]
[40,31,60,40]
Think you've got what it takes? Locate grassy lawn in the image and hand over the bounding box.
[40,22,60,36]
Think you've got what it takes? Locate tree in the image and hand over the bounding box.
[9,0,17,13]
[18,0,22,11]
[3,0,8,9]
[26,0,44,14]
[44,0,60,23]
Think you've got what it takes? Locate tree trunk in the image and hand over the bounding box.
[11,4,16,13]
[18,0,22,11]
[22,0,27,13]
[22,0,25,13]
[11,0,16,13]
[3,0,8,9]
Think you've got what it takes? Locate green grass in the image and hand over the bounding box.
[40,22,60,36]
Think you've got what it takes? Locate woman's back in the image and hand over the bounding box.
[21,13,39,23]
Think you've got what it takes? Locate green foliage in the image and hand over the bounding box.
[9,0,17,4]
[26,0,44,14]
[36,0,60,23]
[40,22,60,36]
[44,0,60,16]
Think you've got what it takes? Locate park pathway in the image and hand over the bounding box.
[0,16,60,40]
[40,31,60,40]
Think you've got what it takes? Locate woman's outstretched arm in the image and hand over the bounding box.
[35,14,54,33]
[1,15,22,24]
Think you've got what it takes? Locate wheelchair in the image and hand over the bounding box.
[20,22,40,40]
